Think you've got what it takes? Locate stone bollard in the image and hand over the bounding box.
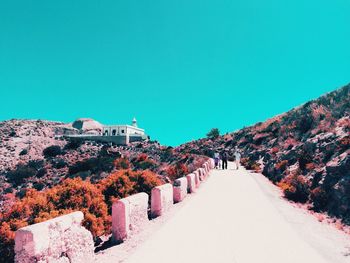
[209,158,215,169]
[196,169,202,181]
[186,173,196,193]
[112,192,149,243]
[151,184,173,218]
[15,211,94,263]
[173,177,188,203]
[199,168,206,181]
[203,163,208,174]
[202,165,208,179]
[193,170,200,188]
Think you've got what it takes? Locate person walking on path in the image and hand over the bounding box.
[234,148,241,170]
[214,152,220,169]
[221,150,228,170]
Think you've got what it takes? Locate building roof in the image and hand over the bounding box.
[102,124,144,132]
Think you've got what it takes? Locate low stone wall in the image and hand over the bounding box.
[202,166,208,179]
[205,162,209,173]
[151,183,174,218]
[193,170,200,188]
[112,193,149,243]
[15,211,94,263]
[186,173,196,193]
[198,168,205,181]
[14,160,215,262]
[202,163,208,176]
[173,177,188,203]
[209,158,215,169]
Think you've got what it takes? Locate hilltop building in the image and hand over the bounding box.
[66,118,148,145]
[102,118,144,136]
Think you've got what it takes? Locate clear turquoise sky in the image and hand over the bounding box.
[0,1,349,146]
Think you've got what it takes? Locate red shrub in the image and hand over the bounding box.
[275,160,288,171]
[0,179,110,263]
[46,178,109,237]
[240,157,249,167]
[136,153,148,162]
[187,156,208,173]
[250,162,261,172]
[99,170,134,212]
[278,174,310,203]
[166,163,189,181]
[5,189,52,224]
[310,186,329,211]
[129,170,163,196]
[241,158,261,172]
[98,169,163,211]
[0,165,167,262]
[0,222,15,263]
[0,193,18,220]
[132,154,157,170]
[114,157,131,169]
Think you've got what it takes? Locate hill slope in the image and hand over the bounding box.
[0,119,208,263]
[0,119,206,208]
[178,83,350,224]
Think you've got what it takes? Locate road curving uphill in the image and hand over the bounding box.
[125,162,335,263]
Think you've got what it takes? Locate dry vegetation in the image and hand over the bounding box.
[178,84,350,225]
[0,120,208,263]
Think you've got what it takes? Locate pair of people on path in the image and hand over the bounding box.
[213,148,241,170]
[213,151,228,169]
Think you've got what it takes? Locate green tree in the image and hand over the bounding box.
[207,128,220,139]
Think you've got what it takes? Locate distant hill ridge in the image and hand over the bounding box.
[179,83,350,224]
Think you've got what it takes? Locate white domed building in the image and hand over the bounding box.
[101,118,147,142]
[66,118,148,145]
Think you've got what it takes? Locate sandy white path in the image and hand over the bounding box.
[122,162,346,263]
[96,162,350,263]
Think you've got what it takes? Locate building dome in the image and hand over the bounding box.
[132,117,138,127]
[72,118,103,132]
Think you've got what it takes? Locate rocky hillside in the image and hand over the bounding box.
[178,83,350,224]
[0,119,75,172]
[0,118,208,263]
[0,119,206,211]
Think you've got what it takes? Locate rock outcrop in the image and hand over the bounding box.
[15,211,94,263]
[72,118,103,134]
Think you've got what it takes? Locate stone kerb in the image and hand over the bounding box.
[186,173,196,193]
[205,162,210,172]
[209,158,215,169]
[207,161,212,171]
[112,192,149,243]
[198,168,206,181]
[15,211,94,263]
[193,170,200,188]
[151,184,174,218]
[201,164,208,178]
[202,163,208,174]
[173,177,188,203]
